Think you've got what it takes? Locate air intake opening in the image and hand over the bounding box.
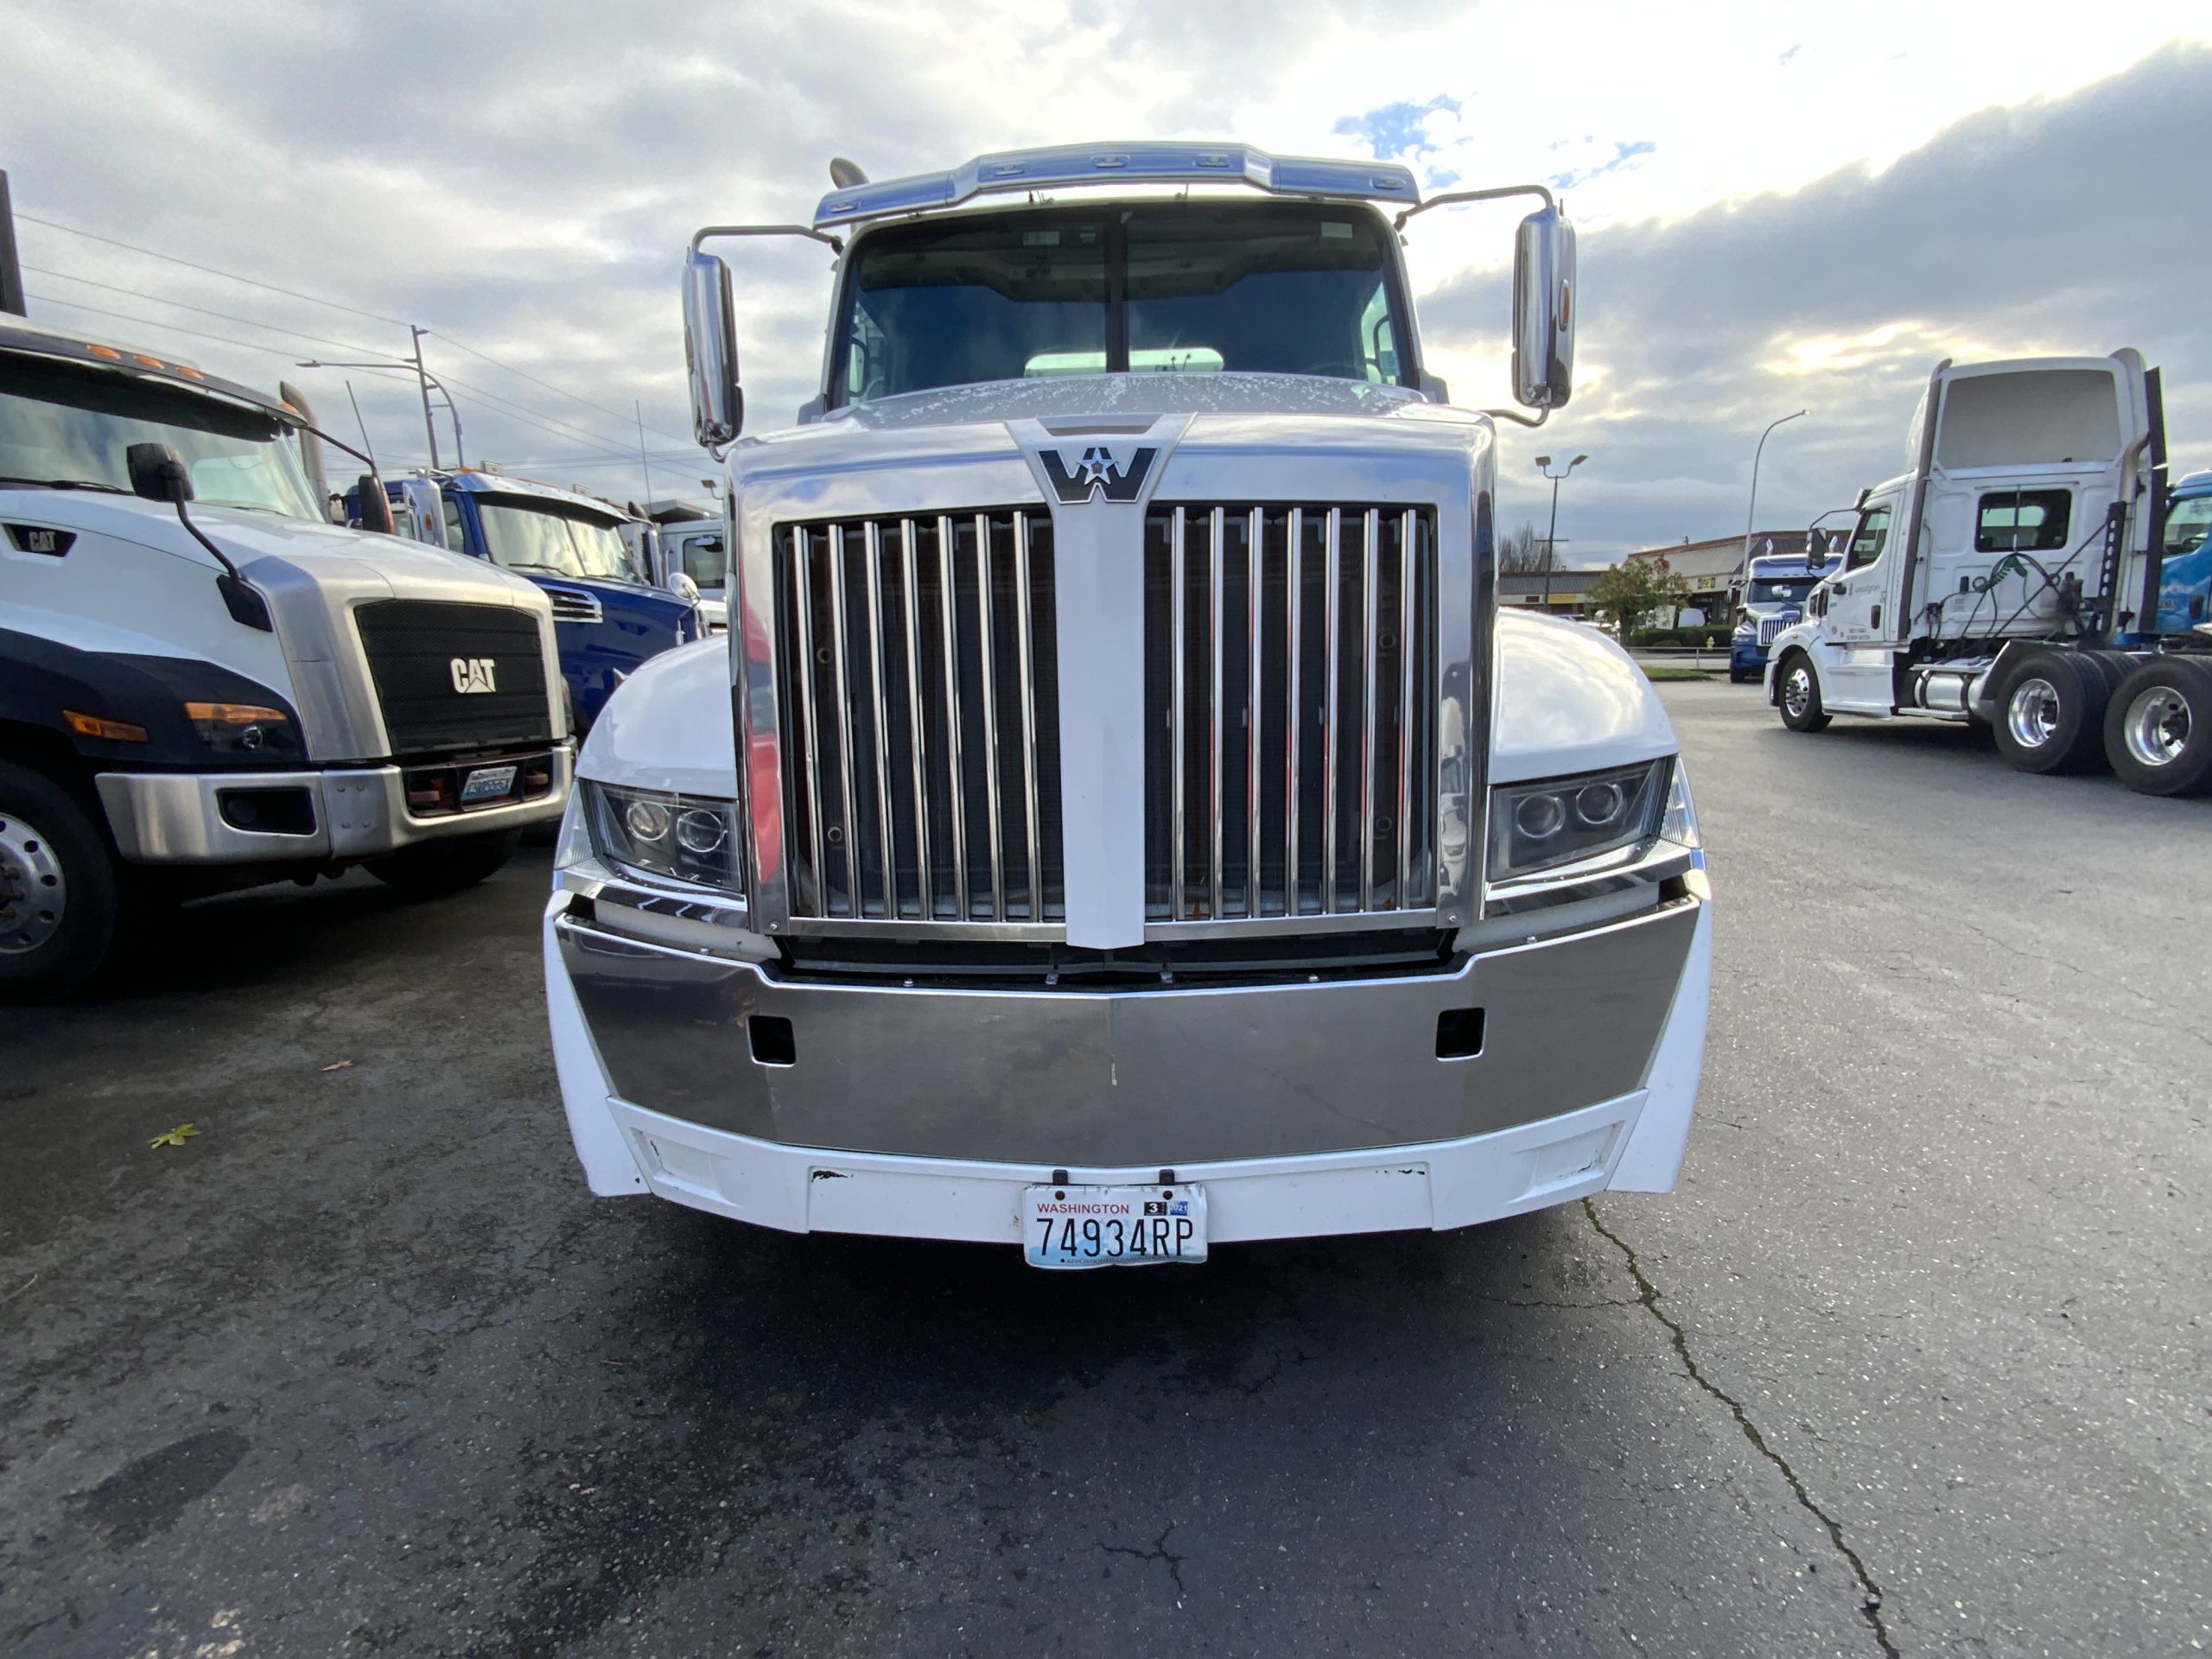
[749,1014,797,1066]
[1435,1007,1484,1060]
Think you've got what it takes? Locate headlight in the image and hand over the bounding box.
[1487,760,1669,881]
[1658,760,1700,851]
[185,701,301,759]
[587,781,743,893]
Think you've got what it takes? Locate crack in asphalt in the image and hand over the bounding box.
[1099,1521,1186,1599]
[1581,1199,1900,1659]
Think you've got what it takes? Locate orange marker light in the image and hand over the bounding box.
[87,345,121,359]
[183,702,287,726]
[63,709,149,743]
[134,354,164,368]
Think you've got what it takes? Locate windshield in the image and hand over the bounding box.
[0,355,320,518]
[832,202,1413,405]
[1748,576,1821,607]
[2162,494,2212,558]
[474,497,640,582]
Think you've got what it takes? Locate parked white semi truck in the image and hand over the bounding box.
[0,317,572,998]
[1766,351,2212,795]
[544,144,1711,1266]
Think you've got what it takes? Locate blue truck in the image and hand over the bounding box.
[357,468,703,731]
[2155,468,2212,635]
[1728,549,1841,683]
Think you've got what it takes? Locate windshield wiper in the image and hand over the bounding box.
[502,561,582,575]
[0,475,131,494]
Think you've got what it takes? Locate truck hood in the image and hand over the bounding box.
[8,492,544,607]
[580,611,1677,797]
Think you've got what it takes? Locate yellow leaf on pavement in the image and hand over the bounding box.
[149,1123,200,1149]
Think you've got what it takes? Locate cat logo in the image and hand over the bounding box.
[449,657,498,694]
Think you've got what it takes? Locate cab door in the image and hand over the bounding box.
[1819,496,1900,709]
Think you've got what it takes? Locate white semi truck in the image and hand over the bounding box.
[0,316,573,998]
[543,143,1712,1266]
[1766,351,2212,795]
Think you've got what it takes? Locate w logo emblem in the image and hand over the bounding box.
[1039,444,1158,505]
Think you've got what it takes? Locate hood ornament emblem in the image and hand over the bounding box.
[1039,444,1157,505]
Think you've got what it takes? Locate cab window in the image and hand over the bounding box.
[442,493,467,553]
[1846,505,1891,570]
[1975,489,2070,553]
[2162,496,2212,557]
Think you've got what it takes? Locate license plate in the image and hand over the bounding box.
[459,764,518,804]
[1023,1183,1208,1269]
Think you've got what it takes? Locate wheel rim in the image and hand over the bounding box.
[2005,677,2062,749]
[2121,685,2193,768]
[0,811,67,955]
[1783,666,1812,718]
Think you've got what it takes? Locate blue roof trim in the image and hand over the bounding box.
[813,143,1421,229]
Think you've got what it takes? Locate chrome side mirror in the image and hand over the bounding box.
[1510,206,1576,410]
[683,250,742,446]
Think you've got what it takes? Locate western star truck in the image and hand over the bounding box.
[1766,352,2212,795]
[1728,545,1840,683]
[543,143,1713,1265]
[1,317,571,999]
[363,468,705,731]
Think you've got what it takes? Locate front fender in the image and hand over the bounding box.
[1493,611,1677,781]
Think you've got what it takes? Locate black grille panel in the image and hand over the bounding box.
[353,600,555,758]
[774,511,1064,924]
[1144,504,1439,922]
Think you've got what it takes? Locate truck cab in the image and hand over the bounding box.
[649,513,728,630]
[365,469,705,730]
[1767,351,2212,794]
[1,317,571,998]
[1728,549,1840,683]
[543,143,1712,1262]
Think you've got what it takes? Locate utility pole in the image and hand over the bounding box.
[1534,453,1587,612]
[410,325,442,470]
[1744,410,1807,572]
[0,171,27,317]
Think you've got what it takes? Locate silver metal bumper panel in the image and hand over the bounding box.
[556,895,1697,1167]
[97,747,572,864]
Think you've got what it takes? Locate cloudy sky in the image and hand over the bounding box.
[5,2,2208,562]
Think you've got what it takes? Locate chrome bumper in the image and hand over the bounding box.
[550,888,1700,1169]
[97,747,573,865]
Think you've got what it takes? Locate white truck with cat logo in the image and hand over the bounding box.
[0,316,571,998]
[544,144,1711,1265]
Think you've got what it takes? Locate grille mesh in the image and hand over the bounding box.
[353,600,554,758]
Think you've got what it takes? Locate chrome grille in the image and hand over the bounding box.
[774,512,1063,924]
[1758,616,1789,647]
[542,584,604,626]
[1144,505,1438,923]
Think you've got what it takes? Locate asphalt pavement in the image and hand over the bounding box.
[2,682,2206,1657]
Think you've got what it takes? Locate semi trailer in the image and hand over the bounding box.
[0,317,571,999]
[1766,352,2212,795]
[543,143,1712,1264]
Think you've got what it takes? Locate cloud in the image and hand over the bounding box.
[1333,95,1463,162]
[1422,41,2212,558]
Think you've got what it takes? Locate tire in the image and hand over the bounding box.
[0,760,121,1001]
[1993,651,2107,775]
[1728,667,1753,684]
[1776,653,1830,733]
[365,828,521,898]
[2101,657,2212,797]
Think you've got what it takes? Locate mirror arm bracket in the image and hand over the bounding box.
[690,224,844,256]
[1395,182,1555,232]
[1481,405,1551,429]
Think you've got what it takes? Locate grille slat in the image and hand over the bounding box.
[1145,504,1437,925]
[541,584,603,626]
[776,510,1063,925]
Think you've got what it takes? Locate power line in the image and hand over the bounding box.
[27,292,343,365]
[435,369,651,456]
[25,264,397,361]
[425,329,694,447]
[16,211,410,328]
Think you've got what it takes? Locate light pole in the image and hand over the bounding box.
[297,336,465,470]
[1744,410,1807,572]
[1534,453,1587,611]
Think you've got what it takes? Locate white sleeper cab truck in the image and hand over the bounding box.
[1768,351,2212,796]
[0,318,572,999]
[545,144,1712,1266]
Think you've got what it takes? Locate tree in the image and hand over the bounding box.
[1498,521,1547,574]
[1587,555,1689,638]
